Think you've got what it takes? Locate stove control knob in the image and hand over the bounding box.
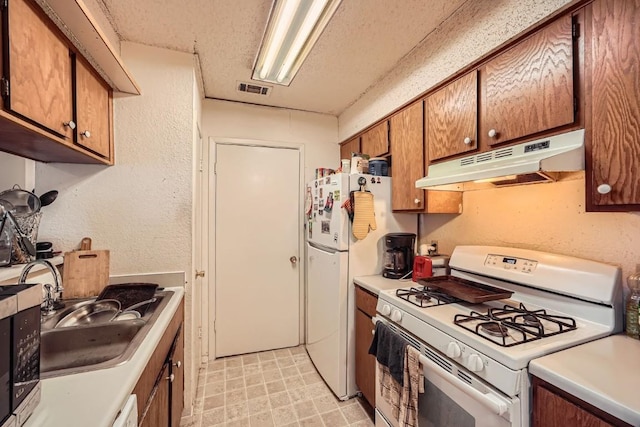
[391,309,403,322]
[381,304,392,316]
[446,342,461,358]
[467,354,484,372]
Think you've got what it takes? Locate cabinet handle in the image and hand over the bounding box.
[173,361,182,368]
[166,373,175,383]
[463,137,472,145]
[80,130,91,138]
[488,129,498,138]
[597,184,612,195]
[414,198,421,204]
[371,329,375,335]
[63,120,76,130]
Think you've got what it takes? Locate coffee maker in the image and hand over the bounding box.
[382,232,416,279]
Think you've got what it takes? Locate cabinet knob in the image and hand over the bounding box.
[63,120,76,130]
[414,198,421,204]
[80,130,91,138]
[173,361,182,368]
[290,256,298,265]
[463,137,472,145]
[488,129,498,138]
[597,184,612,195]
[166,373,175,382]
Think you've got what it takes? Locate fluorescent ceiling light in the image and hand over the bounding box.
[253,0,342,86]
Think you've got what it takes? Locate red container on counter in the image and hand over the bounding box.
[413,255,432,282]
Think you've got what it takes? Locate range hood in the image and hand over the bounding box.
[416,129,585,190]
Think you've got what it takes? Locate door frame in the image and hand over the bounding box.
[204,137,306,360]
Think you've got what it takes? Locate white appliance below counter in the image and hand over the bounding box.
[305,173,416,400]
[373,245,622,427]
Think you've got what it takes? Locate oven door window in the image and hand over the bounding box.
[420,358,515,427]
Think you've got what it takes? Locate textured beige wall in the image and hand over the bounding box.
[421,177,640,280]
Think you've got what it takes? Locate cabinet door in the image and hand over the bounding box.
[361,121,389,157]
[390,101,424,210]
[427,71,478,161]
[587,0,640,209]
[140,363,170,427]
[340,137,360,161]
[355,308,376,408]
[533,385,612,427]
[481,14,574,146]
[5,0,73,138]
[169,326,184,427]
[75,56,112,159]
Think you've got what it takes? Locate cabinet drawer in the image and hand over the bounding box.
[355,285,377,317]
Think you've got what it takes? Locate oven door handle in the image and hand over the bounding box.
[418,354,509,416]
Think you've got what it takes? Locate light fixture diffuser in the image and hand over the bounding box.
[253,0,342,86]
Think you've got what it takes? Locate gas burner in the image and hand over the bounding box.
[480,322,509,337]
[521,314,541,327]
[395,286,460,308]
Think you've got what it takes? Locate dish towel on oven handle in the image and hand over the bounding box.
[369,322,424,427]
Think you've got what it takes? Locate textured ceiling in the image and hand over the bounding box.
[99,0,468,115]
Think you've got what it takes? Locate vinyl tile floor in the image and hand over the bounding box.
[180,345,375,427]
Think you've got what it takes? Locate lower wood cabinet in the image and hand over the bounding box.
[135,298,184,426]
[532,376,631,427]
[355,285,377,408]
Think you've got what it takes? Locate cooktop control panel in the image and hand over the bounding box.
[485,254,538,273]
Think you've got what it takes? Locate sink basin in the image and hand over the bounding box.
[40,290,173,378]
[41,320,145,372]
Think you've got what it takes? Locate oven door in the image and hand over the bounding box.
[375,348,518,427]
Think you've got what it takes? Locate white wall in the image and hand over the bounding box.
[203,99,339,183]
[337,0,639,286]
[35,41,198,413]
[0,152,35,192]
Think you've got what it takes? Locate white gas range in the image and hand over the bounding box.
[373,245,623,427]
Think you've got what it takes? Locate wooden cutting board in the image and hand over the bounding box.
[63,237,110,298]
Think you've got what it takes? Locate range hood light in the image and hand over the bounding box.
[473,175,518,184]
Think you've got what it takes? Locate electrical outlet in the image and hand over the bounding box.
[430,240,438,255]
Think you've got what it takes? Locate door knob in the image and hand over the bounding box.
[195,270,205,278]
[290,256,298,265]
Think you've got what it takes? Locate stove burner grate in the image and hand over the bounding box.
[396,286,460,307]
[454,302,578,347]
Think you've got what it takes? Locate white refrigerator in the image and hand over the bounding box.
[305,173,416,399]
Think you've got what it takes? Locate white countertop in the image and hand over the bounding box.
[353,274,414,295]
[24,286,184,427]
[529,334,640,426]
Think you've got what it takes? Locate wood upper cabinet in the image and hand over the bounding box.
[75,56,112,159]
[480,14,575,147]
[426,71,478,162]
[361,121,389,158]
[355,286,377,408]
[586,0,640,210]
[340,137,360,161]
[390,101,424,210]
[4,0,73,138]
[0,0,114,164]
[532,377,630,427]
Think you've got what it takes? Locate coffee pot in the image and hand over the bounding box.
[382,232,416,279]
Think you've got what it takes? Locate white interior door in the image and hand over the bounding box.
[214,143,300,357]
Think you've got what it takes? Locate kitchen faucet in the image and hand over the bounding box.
[18,259,63,315]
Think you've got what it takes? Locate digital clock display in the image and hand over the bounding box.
[503,257,517,265]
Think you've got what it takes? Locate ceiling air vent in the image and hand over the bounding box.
[237,81,272,96]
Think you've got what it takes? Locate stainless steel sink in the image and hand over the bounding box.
[40,290,173,378]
